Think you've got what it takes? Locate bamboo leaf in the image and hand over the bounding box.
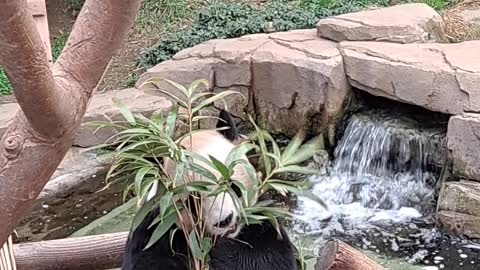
[283,136,324,166]
[274,165,321,176]
[281,131,305,164]
[134,167,154,196]
[188,79,209,96]
[145,211,177,250]
[225,143,256,168]
[112,98,136,125]
[166,105,178,137]
[188,230,203,260]
[208,155,230,181]
[192,91,243,114]
[163,78,189,97]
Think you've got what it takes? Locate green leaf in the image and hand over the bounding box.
[186,162,218,183]
[274,165,321,176]
[166,105,178,137]
[159,192,174,218]
[225,142,256,168]
[192,90,243,114]
[112,98,136,125]
[248,115,271,176]
[174,161,186,184]
[283,136,324,166]
[188,230,203,260]
[281,131,305,164]
[164,78,189,97]
[145,211,177,250]
[134,167,154,197]
[188,79,209,96]
[130,192,161,234]
[208,155,230,181]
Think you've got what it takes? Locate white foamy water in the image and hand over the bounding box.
[291,114,446,248]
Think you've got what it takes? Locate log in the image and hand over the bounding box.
[315,240,384,270]
[13,232,128,270]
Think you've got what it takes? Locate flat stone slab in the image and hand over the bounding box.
[317,3,445,43]
[137,29,351,136]
[447,113,480,181]
[341,40,480,115]
[0,88,172,148]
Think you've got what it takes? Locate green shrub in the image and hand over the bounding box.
[0,69,11,96]
[66,0,85,15]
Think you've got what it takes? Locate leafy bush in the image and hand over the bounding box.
[138,1,329,68]
[138,0,457,69]
[0,70,11,96]
[89,78,324,269]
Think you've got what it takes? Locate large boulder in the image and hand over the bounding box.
[447,113,480,181]
[74,88,172,147]
[341,40,480,115]
[137,29,351,136]
[316,3,445,43]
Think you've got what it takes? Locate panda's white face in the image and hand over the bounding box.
[163,130,255,239]
[203,192,241,238]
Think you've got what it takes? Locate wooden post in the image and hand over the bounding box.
[13,232,128,270]
[27,0,52,63]
[315,240,385,270]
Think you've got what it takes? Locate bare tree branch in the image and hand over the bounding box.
[0,0,63,137]
[54,0,142,95]
[0,0,142,246]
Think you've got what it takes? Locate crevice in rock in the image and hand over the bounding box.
[269,37,338,60]
[341,46,420,66]
[288,92,298,110]
[329,16,373,27]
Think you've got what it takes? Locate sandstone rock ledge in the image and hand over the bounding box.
[341,40,480,115]
[316,3,446,43]
[136,29,351,137]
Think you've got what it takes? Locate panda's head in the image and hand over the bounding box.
[163,110,256,238]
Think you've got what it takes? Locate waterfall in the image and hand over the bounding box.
[292,111,447,242]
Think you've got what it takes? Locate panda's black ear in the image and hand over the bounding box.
[216,109,239,142]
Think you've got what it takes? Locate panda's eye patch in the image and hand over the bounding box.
[231,183,243,198]
[214,213,233,228]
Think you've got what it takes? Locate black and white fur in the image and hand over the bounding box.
[121,110,298,270]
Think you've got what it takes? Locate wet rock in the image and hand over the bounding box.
[436,211,480,238]
[438,181,480,216]
[447,114,480,181]
[317,3,445,43]
[15,148,123,242]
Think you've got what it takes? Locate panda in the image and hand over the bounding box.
[121,110,298,270]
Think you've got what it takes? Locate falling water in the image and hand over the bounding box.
[292,112,447,248]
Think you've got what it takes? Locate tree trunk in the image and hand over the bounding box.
[315,240,384,270]
[0,0,142,246]
[14,232,128,270]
